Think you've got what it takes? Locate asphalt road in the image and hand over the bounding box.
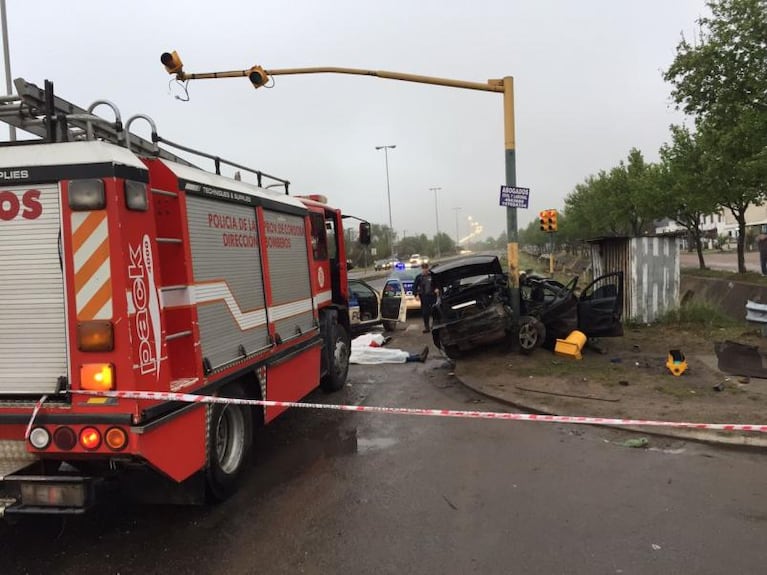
[2,322,767,574]
[680,250,760,272]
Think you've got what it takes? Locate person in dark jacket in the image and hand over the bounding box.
[413,262,437,333]
[758,226,767,275]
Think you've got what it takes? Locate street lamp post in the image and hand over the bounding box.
[375,144,396,258]
[1,0,15,141]
[429,186,441,260]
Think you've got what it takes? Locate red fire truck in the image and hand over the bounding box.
[0,79,371,515]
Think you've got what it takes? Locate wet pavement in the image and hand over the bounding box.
[2,320,767,574]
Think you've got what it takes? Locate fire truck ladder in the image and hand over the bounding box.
[0,78,293,384]
[0,78,291,192]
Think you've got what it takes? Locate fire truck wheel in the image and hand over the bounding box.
[206,386,253,502]
[321,324,350,392]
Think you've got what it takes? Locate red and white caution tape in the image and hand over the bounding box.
[67,389,767,433]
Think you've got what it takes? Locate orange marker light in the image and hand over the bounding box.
[77,321,114,352]
[80,364,114,390]
[79,427,102,450]
[105,427,128,451]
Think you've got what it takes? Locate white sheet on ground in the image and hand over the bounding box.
[350,333,410,364]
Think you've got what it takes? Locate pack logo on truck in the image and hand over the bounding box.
[129,235,162,377]
[0,189,42,221]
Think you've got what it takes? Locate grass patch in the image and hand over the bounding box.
[654,384,697,399]
[656,301,737,329]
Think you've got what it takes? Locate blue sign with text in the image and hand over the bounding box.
[499,185,530,209]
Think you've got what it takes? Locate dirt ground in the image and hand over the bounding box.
[455,323,767,425]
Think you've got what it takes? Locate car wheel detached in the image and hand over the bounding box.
[518,316,546,355]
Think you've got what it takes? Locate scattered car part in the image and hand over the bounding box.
[714,340,767,378]
[554,330,587,360]
[666,349,687,376]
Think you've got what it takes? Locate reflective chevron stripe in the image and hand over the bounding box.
[71,211,112,320]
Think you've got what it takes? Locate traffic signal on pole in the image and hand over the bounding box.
[538,209,559,232]
[549,209,558,232]
[248,66,269,89]
[160,51,184,75]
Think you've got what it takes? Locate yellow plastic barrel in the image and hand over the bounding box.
[554,330,587,360]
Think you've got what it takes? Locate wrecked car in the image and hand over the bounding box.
[428,256,524,358]
[520,270,624,346]
[426,255,624,358]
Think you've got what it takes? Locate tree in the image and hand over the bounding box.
[432,232,455,258]
[664,0,767,272]
[657,125,720,269]
[563,149,664,240]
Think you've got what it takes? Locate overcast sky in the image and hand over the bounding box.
[5,0,707,241]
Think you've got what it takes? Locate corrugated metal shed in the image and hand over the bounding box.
[589,237,679,323]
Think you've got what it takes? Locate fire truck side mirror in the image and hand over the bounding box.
[359,222,371,245]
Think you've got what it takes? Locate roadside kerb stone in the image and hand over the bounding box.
[454,367,767,449]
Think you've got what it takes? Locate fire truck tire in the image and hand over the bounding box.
[321,323,350,392]
[206,385,253,502]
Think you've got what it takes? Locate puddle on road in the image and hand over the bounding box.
[357,437,399,453]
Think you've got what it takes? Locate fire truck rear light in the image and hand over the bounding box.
[53,427,77,450]
[125,180,148,211]
[29,427,51,449]
[105,427,127,451]
[80,363,114,391]
[21,482,87,508]
[79,427,102,450]
[68,179,106,210]
[77,321,114,352]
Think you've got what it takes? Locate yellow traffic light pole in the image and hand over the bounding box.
[160,53,521,327]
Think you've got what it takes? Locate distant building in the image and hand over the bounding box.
[654,211,728,249]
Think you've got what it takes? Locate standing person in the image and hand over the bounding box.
[758,226,767,275]
[413,262,437,333]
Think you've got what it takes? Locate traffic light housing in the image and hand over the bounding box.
[248,66,269,89]
[538,209,559,232]
[160,51,184,75]
[549,209,558,232]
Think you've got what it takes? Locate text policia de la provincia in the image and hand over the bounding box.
[207,212,304,249]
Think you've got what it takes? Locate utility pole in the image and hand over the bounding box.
[159,55,519,342]
[429,187,442,260]
[375,144,396,258]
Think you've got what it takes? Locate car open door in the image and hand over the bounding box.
[380,279,407,330]
[348,279,382,335]
[577,271,624,337]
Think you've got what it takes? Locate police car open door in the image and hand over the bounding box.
[380,279,407,328]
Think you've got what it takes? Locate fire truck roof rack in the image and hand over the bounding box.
[0,78,291,193]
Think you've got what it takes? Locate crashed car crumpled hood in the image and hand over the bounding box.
[430,255,504,287]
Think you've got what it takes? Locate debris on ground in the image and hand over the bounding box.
[713,381,726,392]
[715,340,767,378]
[621,437,649,448]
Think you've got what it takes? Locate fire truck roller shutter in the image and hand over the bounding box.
[262,210,315,340]
[186,196,269,371]
[0,184,67,394]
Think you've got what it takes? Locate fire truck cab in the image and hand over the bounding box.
[0,79,370,515]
